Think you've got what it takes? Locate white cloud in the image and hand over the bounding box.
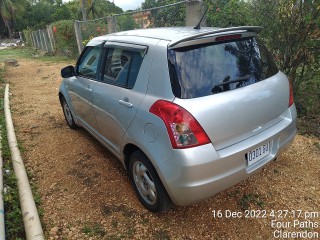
[113,0,144,11]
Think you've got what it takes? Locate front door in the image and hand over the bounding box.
[67,45,101,132]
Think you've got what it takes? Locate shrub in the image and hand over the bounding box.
[51,20,78,57]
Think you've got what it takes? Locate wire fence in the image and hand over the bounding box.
[23,0,206,57]
[23,26,55,53]
[75,1,187,52]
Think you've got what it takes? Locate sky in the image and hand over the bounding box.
[113,0,145,11]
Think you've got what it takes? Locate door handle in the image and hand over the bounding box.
[87,88,92,93]
[118,99,133,108]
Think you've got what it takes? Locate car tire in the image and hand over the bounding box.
[129,150,172,213]
[61,97,78,129]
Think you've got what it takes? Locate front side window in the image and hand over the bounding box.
[102,47,144,88]
[168,37,279,99]
[77,45,101,79]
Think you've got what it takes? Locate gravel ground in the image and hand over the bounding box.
[4,58,320,239]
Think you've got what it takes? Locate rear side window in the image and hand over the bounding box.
[168,37,278,99]
[77,45,101,79]
[102,47,144,88]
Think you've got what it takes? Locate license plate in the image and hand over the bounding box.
[246,142,270,166]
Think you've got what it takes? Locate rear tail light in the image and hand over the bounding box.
[289,80,294,107]
[149,100,210,149]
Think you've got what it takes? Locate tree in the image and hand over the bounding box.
[141,0,185,27]
[249,0,320,95]
[52,0,72,22]
[205,0,253,27]
[0,0,25,38]
[86,0,122,20]
[14,0,72,30]
[117,14,139,31]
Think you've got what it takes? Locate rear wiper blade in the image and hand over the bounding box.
[214,75,251,88]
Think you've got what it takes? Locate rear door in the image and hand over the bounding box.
[169,36,291,150]
[92,42,148,155]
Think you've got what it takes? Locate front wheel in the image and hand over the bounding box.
[129,151,172,213]
[61,97,78,129]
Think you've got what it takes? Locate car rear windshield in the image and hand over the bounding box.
[168,37,278,99]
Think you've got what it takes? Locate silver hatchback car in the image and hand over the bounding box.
[59,26,297,212]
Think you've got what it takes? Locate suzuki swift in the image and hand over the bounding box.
[59,26,297,212]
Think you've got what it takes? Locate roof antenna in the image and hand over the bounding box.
[194,6,210,30]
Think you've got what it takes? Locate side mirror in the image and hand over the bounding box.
[61,65,75,78]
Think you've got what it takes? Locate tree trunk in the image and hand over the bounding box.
[81,0,87,21]
[3,17,12,38]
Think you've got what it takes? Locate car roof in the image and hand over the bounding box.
[89,26,263,47]
[111,27,222,41]
[92,27,218,42]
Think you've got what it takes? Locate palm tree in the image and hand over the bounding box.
[0,0,15,38]
[81,0,87,21]
[0,0,24,38]
[80,0,95,21]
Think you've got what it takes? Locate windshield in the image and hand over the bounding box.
[168,37,278,99]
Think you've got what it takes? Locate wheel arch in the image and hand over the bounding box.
[125,144,173,212]
[58,92,65,104]
[123,143,140,171]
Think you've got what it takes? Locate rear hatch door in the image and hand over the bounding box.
[169,33,290,150]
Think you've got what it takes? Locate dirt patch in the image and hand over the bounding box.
[4,59,320,239]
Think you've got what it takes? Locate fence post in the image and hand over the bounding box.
[186,0,206,27]
[41,30,48,52]
[37,31,40,49]
[107,16,117,33]
[32,32,37,48]
[34,31,39,48]
[37,30,41,49]
[47,25,55,53]
[38,30,44,50]
[40,30,45,50]
[31,32,34,47]
[19,32,23,42]
[74,21,83,55]
[30,32,35,47]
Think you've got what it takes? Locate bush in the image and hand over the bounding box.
[22,29,33,47]
[205,0,253,27]
[79,21,108,46]
[51,20,78,57]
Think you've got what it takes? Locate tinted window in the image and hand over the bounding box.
[102,47,144,88]
[77,46,101,79]
[168,37,278,99]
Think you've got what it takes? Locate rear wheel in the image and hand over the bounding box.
[129,150,172,213]
[61,97,78,129]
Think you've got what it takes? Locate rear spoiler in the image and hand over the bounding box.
[168,26,263,48]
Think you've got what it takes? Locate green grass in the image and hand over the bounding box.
[0,47,75,63]
[81,222,106,237]
[0,69,5,84]
[0,84,25,239]
[238,193,265,210]
[0,47,35,61]
[227,190,265,211]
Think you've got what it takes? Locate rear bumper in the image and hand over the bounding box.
[158,105,297,206]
